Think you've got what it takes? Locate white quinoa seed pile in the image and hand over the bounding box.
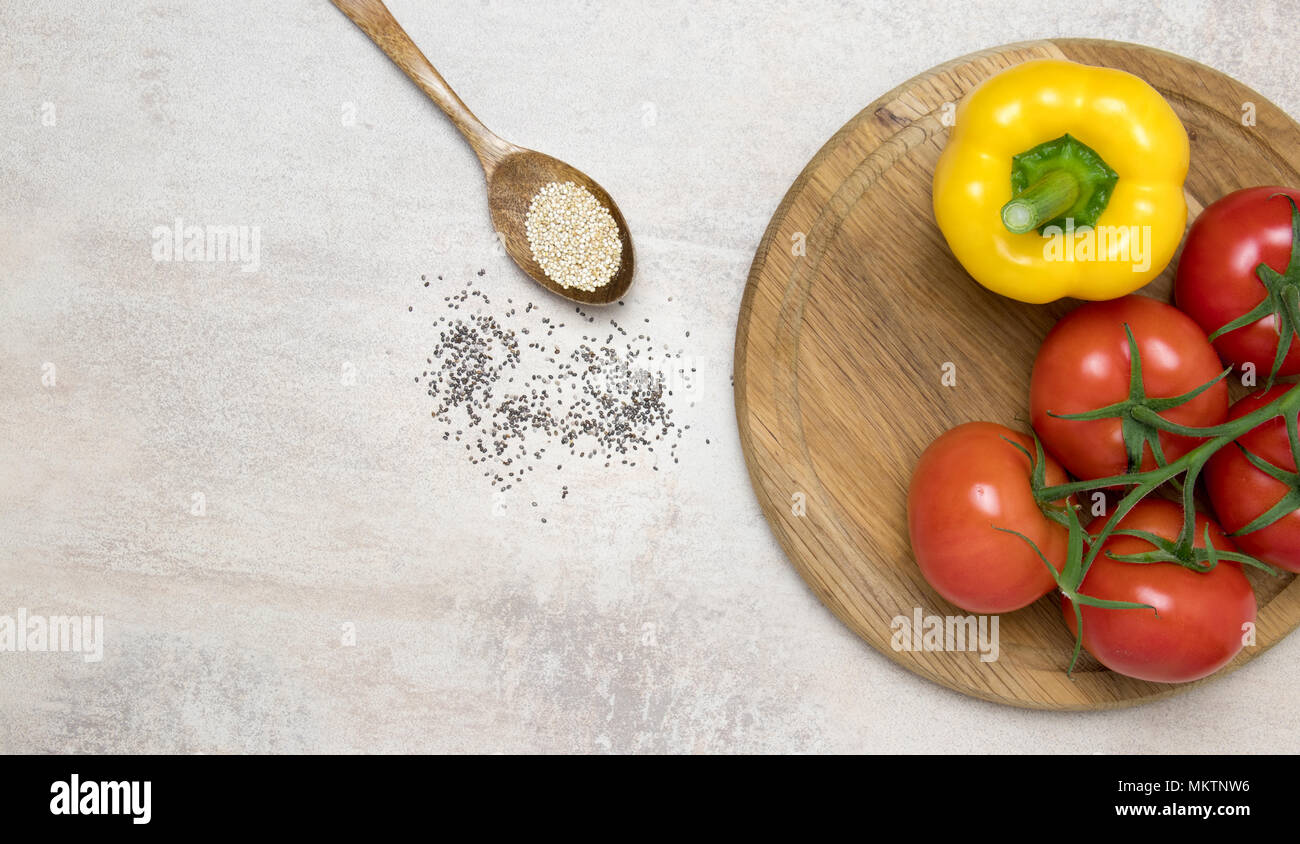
[524,181,622,292]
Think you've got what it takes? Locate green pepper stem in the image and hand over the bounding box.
[1001,169,1080,234]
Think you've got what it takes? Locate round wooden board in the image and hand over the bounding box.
[734,39,1300,710]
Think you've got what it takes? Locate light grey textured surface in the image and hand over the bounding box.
[3,0,1300,753]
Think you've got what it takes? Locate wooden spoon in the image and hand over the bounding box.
[331,0,634,305]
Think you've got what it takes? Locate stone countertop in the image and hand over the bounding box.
[2,0,1298,753]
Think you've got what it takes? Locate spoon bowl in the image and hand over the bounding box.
[332,0,634,304]
[486,149,634,305]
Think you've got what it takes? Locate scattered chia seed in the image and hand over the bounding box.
[413,271,692,511]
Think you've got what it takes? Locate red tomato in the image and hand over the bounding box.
[1062,499,1256,684]
[1205,386,1300,573]
[1029,295,1229,481]
[908,422,1070,613]
[1175,186,1300,378]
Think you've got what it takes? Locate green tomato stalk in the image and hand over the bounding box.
[1209,193,1300,390]
[1000,337,1299,676]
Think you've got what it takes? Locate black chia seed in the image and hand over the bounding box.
[413,270,691,505]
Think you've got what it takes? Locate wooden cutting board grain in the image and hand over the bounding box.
[734,39,1300,709]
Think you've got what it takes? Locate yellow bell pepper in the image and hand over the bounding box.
[933,59,1189,304]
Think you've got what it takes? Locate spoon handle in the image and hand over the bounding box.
[331,0,514,173]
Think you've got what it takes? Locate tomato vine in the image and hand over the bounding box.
[1006,339,1299,674]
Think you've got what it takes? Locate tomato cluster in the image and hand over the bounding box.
[909,187,1300,684]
